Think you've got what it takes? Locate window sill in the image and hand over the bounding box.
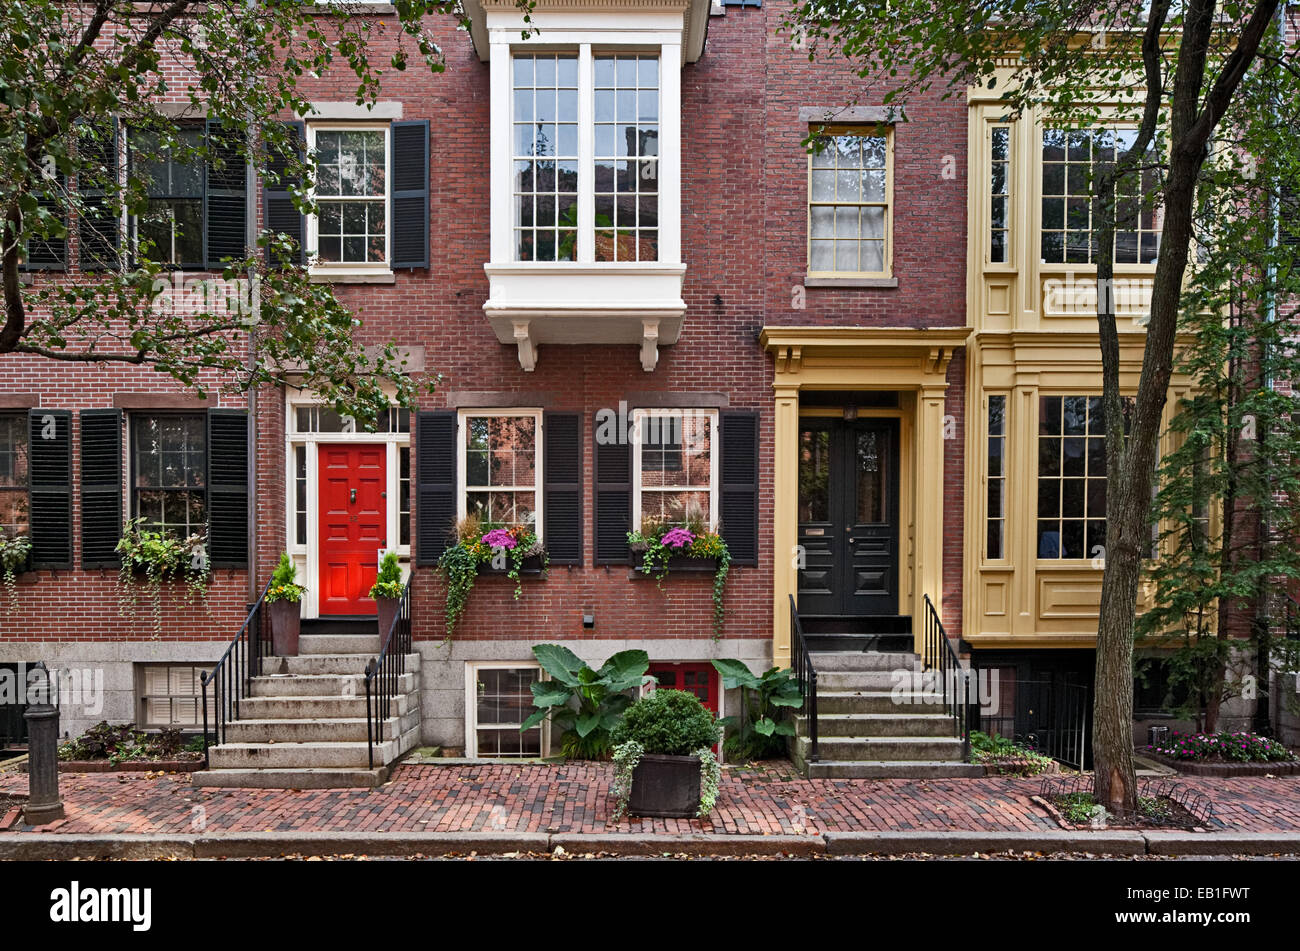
[803,275,898,289]
[308,268,396,285]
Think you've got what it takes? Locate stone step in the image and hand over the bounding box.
[815,669,912,690]
[796,735,967,762]
[278,652,420,676]
[299,634,381,656]
[250,671,417,698]
[191,767,388,789]
[817,690,945,715]
[239,692,417,720]
[792,712,957,738]
[808,651,918,672]
[805,761,987,779]
[206,724,420,771]
[222,710,418,744]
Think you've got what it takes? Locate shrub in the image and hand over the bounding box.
[266,552,306,603]
[369,551,404,600]
[612,689,720,756]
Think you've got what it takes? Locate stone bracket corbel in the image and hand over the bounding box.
[641,318,660,372]
[512,319,539,372]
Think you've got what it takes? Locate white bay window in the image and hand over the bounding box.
[473,0,709,372]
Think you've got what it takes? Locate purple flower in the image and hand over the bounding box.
[482,529,518,549]
[661,528,696,549]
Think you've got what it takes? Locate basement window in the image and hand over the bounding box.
[467,664,544,758]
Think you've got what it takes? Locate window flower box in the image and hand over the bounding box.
[626,523,731,638]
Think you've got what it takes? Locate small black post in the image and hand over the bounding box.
[22,663,65,826]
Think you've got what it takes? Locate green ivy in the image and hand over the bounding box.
[0,530,32,611]
[627,523,731,638]
[115,517,209,637]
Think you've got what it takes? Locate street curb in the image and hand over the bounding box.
[192,831,550,858]
[550,833,826,856]
[1142,832,1300,856]
[823,831,1147,856]
[3,830,1300,859]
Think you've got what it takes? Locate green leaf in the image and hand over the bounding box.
[711,658,760,690]
[529,681,572,708]
[531,643,585,687]
[575,712,601,737]
[772,721,796,737]
[519,708,549,732]
[597,649,651,691]
[754,716,777,737]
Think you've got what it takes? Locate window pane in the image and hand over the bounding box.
[808,133,888,274]
[592,54,659,261]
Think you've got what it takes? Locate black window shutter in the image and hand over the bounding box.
[207,409,249,568]
[543,412,582,565]
[263,120,305,266]
[79,409,123,569]
[594,415,631,565]
[390,120,429,269]
[78,118,119,271]
[720,410,759,566]
[205,121,247,269]
[24,167,67,270]
[415,410,457,566]
[27,409,72,570]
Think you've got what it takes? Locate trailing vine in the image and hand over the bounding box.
[610,740,644,821]
[695,747,721,818]
[627,521,731,638]
[0,531,32,611]
[437,518,547,641]
[115,517,210,638]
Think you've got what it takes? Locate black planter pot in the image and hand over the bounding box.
[480,553,545,576]
[628,753,701,818]
[629,554,718,579]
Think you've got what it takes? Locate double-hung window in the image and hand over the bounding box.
[632,409,717,528]
[459,411,542,535]
[138,664,215,729]
[130,125,205,267]
[510,51,661,263]
[468,664,544,758]
[309,126,389,267]
[0,415,28,537]
[808,130,892,277]
[131,414,207,537]
[1040,128,1163,265]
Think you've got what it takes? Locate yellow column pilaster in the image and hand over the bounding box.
[914,383,948,655]
[772,384,799,668]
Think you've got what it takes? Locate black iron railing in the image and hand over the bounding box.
[788,594,818,763]
[200,578,273,767]
[365,579,412,770]
[921,593,970,760]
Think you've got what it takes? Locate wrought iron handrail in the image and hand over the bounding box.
[365,579,412,770]
[200,578,273,768]
[788,594,818,763]
[922,593,970,760]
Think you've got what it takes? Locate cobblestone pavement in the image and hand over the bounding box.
[2,763,1298,836]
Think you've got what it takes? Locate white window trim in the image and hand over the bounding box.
[465,662,549,759]
[305,122,393,276]
[283,389,411,620]
[456,408,545,541]
[630,407,719,531]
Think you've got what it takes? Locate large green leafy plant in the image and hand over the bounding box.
[520,644,653,759]
[610,689,723,819]
[711,660,803,761]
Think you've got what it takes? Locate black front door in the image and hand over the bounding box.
[797,417,900,616]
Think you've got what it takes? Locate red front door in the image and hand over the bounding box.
[318,444,387,615]
[649,663,719,715]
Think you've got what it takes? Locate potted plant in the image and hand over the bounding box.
[436,515,547,640]
[520,644,653,759]
[265,553,306,656]
[626,516,731,638]
[0,530,32,611]
[369,551,405,638]
[611,688,722,819]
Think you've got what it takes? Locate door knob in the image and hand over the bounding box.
[350,489,357,504]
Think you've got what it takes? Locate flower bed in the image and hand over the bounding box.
[1144,731,1298,776]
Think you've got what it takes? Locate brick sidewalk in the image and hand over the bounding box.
[3,763,1299,837]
